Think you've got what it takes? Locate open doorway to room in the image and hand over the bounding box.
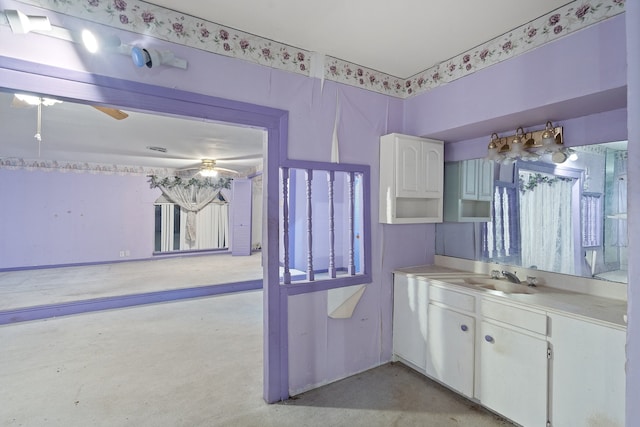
[0,86,270,317]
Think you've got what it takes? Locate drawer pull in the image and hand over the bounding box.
[485,335,494,343]
[460,324,468,332]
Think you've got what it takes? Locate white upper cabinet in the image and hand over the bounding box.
[379,133,444,224]
[461,159,493,201]
[444,158,494,222]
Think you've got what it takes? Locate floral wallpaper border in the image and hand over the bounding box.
[0,157,251,177]
[405,0,626,96]
[0,157,173,175]
[16,0,625,98]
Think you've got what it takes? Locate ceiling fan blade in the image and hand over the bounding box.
[216,153,263,162]
[92,105,129,120]
[215,166,239,174]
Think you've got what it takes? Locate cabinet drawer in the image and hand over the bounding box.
[481,299,546,335]
[429,285,475,312]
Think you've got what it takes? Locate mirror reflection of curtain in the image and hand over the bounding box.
[482,183,519,264]
[611,152,627,247]
[519,171,575,275]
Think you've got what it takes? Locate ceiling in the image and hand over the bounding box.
[148,0,570,78]
[0,91,265,174]
[1,1,576,171]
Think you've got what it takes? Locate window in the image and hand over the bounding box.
[154,193,229,253]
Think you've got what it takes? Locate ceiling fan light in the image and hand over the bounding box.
[199,169,218,177]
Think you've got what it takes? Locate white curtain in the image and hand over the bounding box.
[160,204,174,251]
[156,185,219,244]
[519,171,575,274]
[194,202,229,249]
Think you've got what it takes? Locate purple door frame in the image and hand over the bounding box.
[0,56,289,403]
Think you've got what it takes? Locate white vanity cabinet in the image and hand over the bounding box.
[426,285,475,397]
[478,298,548,427]
[392,274,428,371]
[391,272,626,427]
[548,313,625,427]
[379,133,444,224]
[443,158,494,222]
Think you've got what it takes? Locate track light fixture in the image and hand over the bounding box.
[131,46,187,69]
[4,9,51,34]
[3,9,187,70]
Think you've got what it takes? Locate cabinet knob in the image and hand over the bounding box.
[460,324,468,332]
[485,335,494,343]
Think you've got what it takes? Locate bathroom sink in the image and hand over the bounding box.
[463,277,534,294]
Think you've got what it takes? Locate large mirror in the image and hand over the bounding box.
[436,141,628,284]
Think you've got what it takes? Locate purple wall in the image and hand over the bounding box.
[404,14,626,144]
[0,169,158,268]
[626,2,639,424]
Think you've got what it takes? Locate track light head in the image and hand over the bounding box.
[5,9,51,34]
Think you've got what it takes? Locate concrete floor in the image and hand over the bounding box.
[1,290,513,427]
[0,253,266,311]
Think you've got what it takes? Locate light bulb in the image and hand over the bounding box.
[82,29,98,53]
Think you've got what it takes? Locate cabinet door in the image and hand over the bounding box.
[426,304,474,397]
[477,159,495,201]
[549,314,625,427]
[460,159,479,200]
[395,137,443,199]
[479,321,548,427]
[421,141,443,197]
[392,274,428,371]
[396,138,422,198]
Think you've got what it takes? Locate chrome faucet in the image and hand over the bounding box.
[501,270,521,284]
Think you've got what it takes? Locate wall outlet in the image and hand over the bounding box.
[125,250,130,257]
[119,251,125,257]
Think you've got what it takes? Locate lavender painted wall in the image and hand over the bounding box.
[404,14,626,143]
[0,169,158,268]
[626,2,639,425]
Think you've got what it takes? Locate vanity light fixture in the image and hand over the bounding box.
[486,121,573,164]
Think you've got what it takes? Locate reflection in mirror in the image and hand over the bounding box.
[436,141,628,284]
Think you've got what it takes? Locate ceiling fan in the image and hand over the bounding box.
[178,159,239,178]
[11,93,129,120]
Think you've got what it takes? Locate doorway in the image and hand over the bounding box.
[0,56,286,402]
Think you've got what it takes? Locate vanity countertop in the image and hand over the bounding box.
[394,265,627,329]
